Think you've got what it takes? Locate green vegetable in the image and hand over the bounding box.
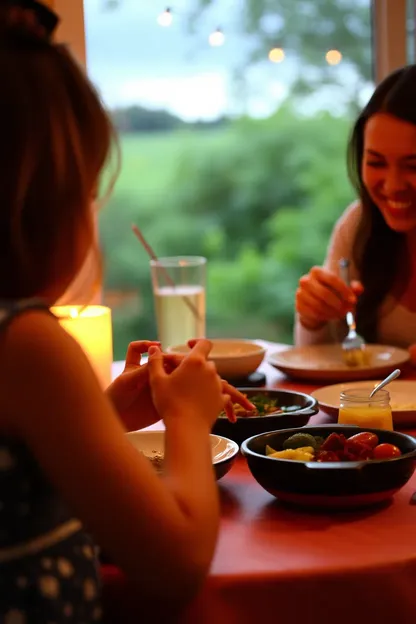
[313,436,325,449]
[249,394,279,415]
[282,432,320,450]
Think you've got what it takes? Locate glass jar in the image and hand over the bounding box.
[338,388,393,430]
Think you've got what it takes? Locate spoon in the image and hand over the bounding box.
[369,369,401,398]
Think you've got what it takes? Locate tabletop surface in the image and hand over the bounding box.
[111,341,416,578]
[212,455,416,580]
[104,342,416,623]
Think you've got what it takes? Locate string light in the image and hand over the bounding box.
[209,28,225,47]
[157,7,173,27]
[325,49,342,65]
[268,47,285,63]
[152,8,341,68]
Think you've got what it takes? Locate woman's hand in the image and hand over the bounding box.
[409,344,416,367]
[296,266,363,330]
[106,340,183,431]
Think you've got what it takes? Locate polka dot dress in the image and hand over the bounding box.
[0,440,103,623]
[0,302,103,623]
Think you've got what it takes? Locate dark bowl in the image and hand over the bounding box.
[212,388,318,446]
[241,425,416,509]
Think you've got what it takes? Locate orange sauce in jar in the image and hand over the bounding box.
[338,388,393,430]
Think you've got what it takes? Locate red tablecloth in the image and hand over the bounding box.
[103,350,416,624]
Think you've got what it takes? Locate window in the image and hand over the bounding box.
[59,0,408,358]
[407,0,416,62]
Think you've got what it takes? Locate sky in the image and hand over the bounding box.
[84,0,373,121]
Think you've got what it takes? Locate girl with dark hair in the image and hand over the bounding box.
[0,2,252,622]
[295,64,416,349]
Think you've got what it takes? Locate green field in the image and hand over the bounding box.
[100,127,245,358]
[99,114,354,359]
[111,127,237,195]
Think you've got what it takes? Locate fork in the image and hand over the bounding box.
[338,258,366,366]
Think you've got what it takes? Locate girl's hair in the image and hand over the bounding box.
[347,64,416,342]
[0,1,115,301]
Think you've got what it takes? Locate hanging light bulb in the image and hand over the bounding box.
[157,8,173,27]
[325,49,342,66]
[209,28,225,47]
[268,47,285,63]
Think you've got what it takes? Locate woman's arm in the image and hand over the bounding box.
[294,202,361,346]
[0,311,219,603]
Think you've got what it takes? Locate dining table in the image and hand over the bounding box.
[102,341,416,624]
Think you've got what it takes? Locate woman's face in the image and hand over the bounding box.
[362,112,416,233]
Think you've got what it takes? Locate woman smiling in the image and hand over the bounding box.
[295,65,416,351]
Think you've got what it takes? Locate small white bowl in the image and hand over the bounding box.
[126,430,239,480]
[167,339,266,379]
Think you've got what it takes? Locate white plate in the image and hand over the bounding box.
[312,380,416,427]
[268,344,410,383]
[126,430,239,480]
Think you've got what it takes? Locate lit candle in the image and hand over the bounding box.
[51,305,113,388]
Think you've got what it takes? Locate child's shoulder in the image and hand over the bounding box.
[0,305,65,367]
[0,306,83,428]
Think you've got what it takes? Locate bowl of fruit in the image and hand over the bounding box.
[241,425,416,509]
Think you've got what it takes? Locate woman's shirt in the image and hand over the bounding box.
[294,202,416,348]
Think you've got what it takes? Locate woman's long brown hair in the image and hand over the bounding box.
[348,65,416,342]
[0,7,115,301]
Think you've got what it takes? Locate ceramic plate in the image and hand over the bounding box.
[268,344,410,383]
[126,430,239,480]
[312,380,416,427]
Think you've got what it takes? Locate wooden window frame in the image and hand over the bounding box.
[372,0,407,82]
[48,0,86,65]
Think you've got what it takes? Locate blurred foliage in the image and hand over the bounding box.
[111,105,229,134]
[99,106,355,359]
[96,0,371,359]
[188,0,372,99]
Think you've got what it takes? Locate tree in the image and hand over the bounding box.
[187,0,372,105]
[105,0,372,111]
[111,106,185,133]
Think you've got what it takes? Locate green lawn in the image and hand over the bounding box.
[111,127,237,196]
[100,127,243,358]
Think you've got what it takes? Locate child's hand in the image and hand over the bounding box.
[106,340,183,431]
[148,340,227,429]
[187,338,255,422]
[107,339,253,429]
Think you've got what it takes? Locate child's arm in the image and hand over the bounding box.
[0,312,222,603]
